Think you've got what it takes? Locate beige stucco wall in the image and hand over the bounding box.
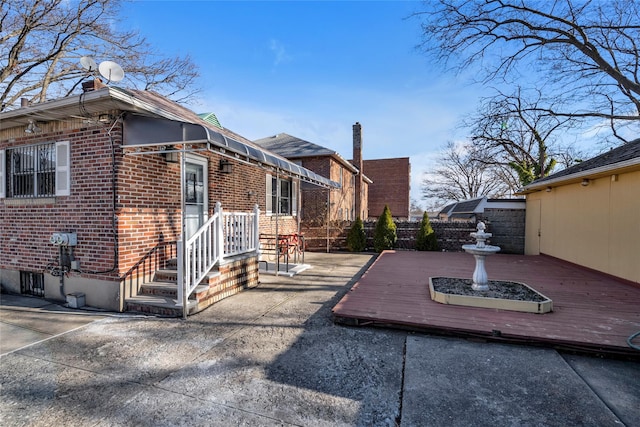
[524,170,640,284]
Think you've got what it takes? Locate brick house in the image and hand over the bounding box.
[0,85,337,316]
[254,130,371,225]
[362,157,411,221]
[256,122,414,223]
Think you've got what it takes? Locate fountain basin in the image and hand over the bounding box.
[461,244,501,255]
[429,277,553,314]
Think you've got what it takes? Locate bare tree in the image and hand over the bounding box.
[414,0,640,143]
[422,141,513,205]
[466,87,580,186]
[409,198,425,218]
[1,0,200,110]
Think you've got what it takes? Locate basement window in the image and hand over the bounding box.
[20,271,45,297]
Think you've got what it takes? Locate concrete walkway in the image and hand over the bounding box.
[1,252,638,426]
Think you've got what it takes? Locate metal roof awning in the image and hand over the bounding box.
[123,114,340,189]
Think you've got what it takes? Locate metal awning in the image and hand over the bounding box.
[123,114,340,189]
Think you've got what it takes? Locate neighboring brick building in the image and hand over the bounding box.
[254,132,371,224]
[363,157,411,220]
[1,84,336,315]
[256,122,412,223]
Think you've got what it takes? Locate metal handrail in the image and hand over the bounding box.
[121,241,177,298]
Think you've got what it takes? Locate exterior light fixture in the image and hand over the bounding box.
[546,186,552,192]
[24,119,41,134]
[581,179,590,187]
[219,159,233,174]
[162,145,179,163]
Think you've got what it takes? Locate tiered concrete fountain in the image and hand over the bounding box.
[461,222,501,291]
[429,222,553,314]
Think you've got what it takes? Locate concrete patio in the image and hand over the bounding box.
[1,252,638,426]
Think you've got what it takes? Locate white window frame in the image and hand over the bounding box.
[266,173,297,216]
[1,141,70,199]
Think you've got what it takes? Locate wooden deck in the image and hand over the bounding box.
[332,251,640,359]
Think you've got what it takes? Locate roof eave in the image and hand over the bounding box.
[0,86,179,131]
[517,157,640,195]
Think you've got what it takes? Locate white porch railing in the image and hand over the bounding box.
[177,203,260,311]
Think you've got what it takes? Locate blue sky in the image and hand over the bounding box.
[121,1,493,209]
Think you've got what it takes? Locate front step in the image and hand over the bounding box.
[139,281,209,299]
[125,254,258,317]
[125,267,223,317]
[125,294,199,317]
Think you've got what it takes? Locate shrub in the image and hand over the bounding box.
[373,205,397,252]
[346,217,367,252]
[416,211,439,251]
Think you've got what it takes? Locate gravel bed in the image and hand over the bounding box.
[431,277,547,302]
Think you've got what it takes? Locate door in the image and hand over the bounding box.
[184,156,208,240]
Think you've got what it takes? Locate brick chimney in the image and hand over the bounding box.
[353,122,364,219]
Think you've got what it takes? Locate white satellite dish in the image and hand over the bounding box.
[98,60,125,83]
[80,56,98,72]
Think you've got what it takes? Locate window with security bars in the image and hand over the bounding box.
[6,143,56,197]
[20,271,45,297]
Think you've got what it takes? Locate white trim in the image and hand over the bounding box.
[184,153,209,239]
[55,141,70,196]
[266,173,273,215]
[291,179,298,216]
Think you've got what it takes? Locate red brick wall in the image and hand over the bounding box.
[117,147,272,273]
[1,120,284,280]
[1,122,120,280]
[364,157,410,220]
[298,156,356,225]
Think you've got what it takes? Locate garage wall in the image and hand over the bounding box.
[524,170,640,284]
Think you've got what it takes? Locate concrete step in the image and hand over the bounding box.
[154,269,178,283]
[125,294,198,317]
[139,281,209,298]
[126,265,222,317]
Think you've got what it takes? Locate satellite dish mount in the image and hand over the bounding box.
[78,57,125,92]
[98,60,125,84]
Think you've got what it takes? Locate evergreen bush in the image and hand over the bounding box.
[416,211,439,251]
[346,217,367,252]
[373,205,397,252]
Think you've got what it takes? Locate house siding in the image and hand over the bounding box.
[524,170,640,284]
